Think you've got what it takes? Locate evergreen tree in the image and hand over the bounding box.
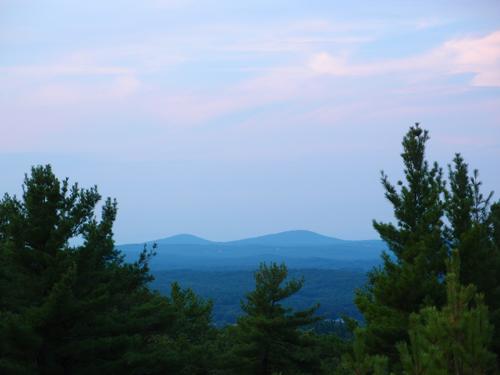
[355,124,448,363]
[230,263,320,375]
[339,329,389,375]
[445,155,500,358]
[0,165,215,374]
[312,331,351,375]
[398,251,496,374]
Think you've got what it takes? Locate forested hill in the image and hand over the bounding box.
[151,268,367,325]
[117,230,385,270]
[119,231,382,326]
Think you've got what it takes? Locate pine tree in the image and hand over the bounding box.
[398,251,496,374]
[445,155,500,358]
[0,165,215,374]
[340,329,389,375]
[355,124,448,363]
[230,263,320,375]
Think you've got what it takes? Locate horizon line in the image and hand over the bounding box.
[118,229,382,246]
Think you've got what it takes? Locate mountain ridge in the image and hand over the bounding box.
[121,229,379,247]
[117,230,385,271]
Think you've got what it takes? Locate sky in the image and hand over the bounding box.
[1,0,500,243]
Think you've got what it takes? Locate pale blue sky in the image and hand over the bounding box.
[1,1,499,243]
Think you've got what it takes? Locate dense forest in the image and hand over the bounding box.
[1,124,500,374]
[151,269,367,325]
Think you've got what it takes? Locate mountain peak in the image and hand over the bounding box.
[226,230,343,247]
[123,230,349,247]
[156,234,212,245]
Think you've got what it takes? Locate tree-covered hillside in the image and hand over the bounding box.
[117,235,385,271]
[151,268,367,325]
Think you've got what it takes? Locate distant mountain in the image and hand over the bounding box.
[117,230,386,271]
[226,230,343,247]
[155,234,213,245]
[137,230,350,247]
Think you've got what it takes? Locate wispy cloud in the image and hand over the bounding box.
[1,4,499,158]
[443,31,500,86]
[414,17,452,30]
[0,45,186,77]
[1,64,132,77]
[308,30,500,87]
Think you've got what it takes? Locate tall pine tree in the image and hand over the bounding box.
[445,155,500,359]
[0,165,215,374]
[355,124,448,364]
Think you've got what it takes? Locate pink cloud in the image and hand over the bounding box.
[145,66,318,126]
[308,30,500,87]
[442,31,500,86]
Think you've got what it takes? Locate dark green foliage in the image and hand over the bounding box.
[490,202,500,248]
[445,155,500,358]
[398,251,496,374]
[339,329,389,375]
[312,331,352,374]
[356,124,500,368]
[228,262,321,375]
[0,165,215,374]
[354,124,500,371]
[311,318,353,340]
[488,202,500,358]
[134,282,216,375]
[355,124,448,362]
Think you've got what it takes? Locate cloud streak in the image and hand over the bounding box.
[308,30,500,87]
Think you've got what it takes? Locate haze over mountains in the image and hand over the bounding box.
[118,230,385,270]
[117,230,384,324]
